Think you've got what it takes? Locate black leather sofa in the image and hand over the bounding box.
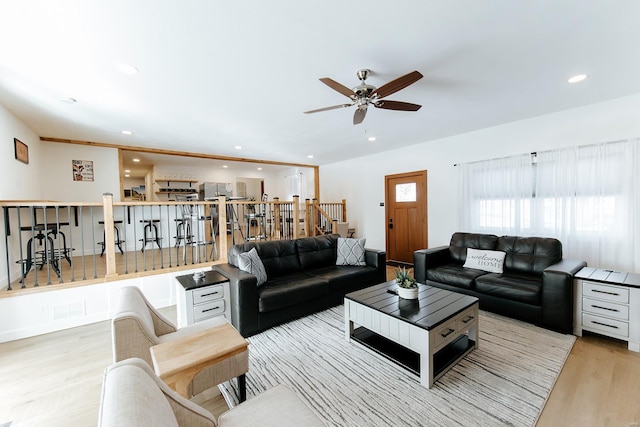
[413,232,586,333]
[213,234,386,337]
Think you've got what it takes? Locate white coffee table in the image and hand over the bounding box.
[345,281,479,388]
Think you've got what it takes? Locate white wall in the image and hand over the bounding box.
[39,140,121,202]
[320,93,640,253]
[0,103,43,200]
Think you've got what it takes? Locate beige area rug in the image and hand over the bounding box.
[220,306,575,427]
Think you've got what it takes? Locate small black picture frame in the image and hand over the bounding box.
[14,138,29,164]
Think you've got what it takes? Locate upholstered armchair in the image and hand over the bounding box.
[98,358,326,427]
[111,286,248,397]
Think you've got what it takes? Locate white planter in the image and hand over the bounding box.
[397,286,419,299]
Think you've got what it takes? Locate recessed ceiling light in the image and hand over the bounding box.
[257,167,262,171]
[124,169,131,173]
[132,158,140,163]
[368,136,376,142]
[117,63,139,74]
[124,174,130,178]
[121,130,133,135]
[307,155,314,159]
[234,146,242,150]
[222,165,228,168]
[60,97,77,104]
[568,74,588,83]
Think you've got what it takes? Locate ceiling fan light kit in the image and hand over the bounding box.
[304,69,423,125]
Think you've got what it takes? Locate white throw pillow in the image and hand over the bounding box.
[238,247,268,286]
[463,248,506,274]
[336,238,366,266]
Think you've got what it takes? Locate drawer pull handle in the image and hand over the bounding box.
[461,315,475,324]
[441,328,455,338]
[201,291,220,297]
[202,306,220,313]
[592,289,620,296]
[591,305,619,312]
[591,320,618,329]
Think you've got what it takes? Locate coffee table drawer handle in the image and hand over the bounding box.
[441,328,455,338]
[461,315,475,324]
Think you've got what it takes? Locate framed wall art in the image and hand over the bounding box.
[14,138,29,164]
[72,159,94,181]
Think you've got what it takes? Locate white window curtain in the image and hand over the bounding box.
[460,139,639,272]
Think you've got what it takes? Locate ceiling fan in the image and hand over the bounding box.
[304,69,423,125]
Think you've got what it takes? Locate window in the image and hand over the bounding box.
[460,139,639,271]
[396,183,416,202]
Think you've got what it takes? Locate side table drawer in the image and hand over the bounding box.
[583,281,629,304]
[582,313,629,338]
[193,300,226,322]
[582,297,629,321]
[193,284,224,304]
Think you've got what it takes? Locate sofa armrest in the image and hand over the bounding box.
[542,259,587,333]
[365,248,385,268]
[413,246,450,284]
[365,248,387,283]
[212,264,260,337]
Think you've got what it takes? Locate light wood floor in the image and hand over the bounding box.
[2,268,640,426]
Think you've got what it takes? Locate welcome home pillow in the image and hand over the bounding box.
[463,248,506,274]
[336,238,366,266]
[238,247,268,286]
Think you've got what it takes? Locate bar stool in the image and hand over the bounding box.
[98,220,125,256]
[139,219,162,252]
[17,224,62,283]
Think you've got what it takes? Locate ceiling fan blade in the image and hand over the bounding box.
[374,100,422,111]
[319,78,355,99]
[304,104,352,114]
[353,107,367,125]
[372,70,423,99]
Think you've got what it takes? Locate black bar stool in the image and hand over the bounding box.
[139,219,162,252]
[98,220,125,256]
[17,224,62,283]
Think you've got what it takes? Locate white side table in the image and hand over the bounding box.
[176,270,231,328]
[574,267,640,352]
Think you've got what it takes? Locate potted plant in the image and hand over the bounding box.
[395,266,419,299]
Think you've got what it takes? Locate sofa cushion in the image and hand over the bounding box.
[258,273,330,313]
[313,265,380,293]
[463,248,506,274]
[497,236,562,275]
[336,237,366,266]
[449,232,498,264]
[297,234,337,270]
[238,247,268,286]
[475,273,542,305]
[229,240,300,278]
[427,264,488,289]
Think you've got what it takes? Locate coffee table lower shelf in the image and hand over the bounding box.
[352,327,475,380]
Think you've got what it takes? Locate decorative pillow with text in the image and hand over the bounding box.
[463,248,506,274]
[238,247,268,286]
[336,238,366,266]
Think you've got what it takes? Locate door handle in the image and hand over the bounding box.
[388,218,393,229]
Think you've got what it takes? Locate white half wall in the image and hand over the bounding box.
[0,267,206,343]
[320,93,640,252]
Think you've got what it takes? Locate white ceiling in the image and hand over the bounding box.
[1,1,639,167]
